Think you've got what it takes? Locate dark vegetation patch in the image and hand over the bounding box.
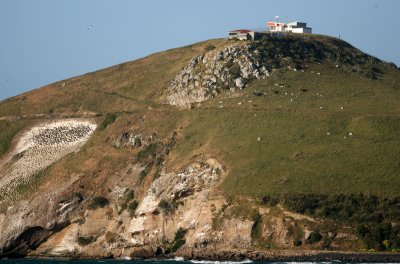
[136,143,158,161]
[307,231,323,244]
[252,35,381,78]
[204,44,216,52]
[165,228,187,253]
[251,210,263,239]
[262,193,400,250]
[77,236,96,246]
[119,189,138,214]
[128,200,138,211]
[99,113,117,130]
[158,199,180,215]
[89,196,109,209]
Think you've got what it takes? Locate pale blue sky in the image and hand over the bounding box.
[0,0,399,100]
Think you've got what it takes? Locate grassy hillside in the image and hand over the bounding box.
[1,35,400,201]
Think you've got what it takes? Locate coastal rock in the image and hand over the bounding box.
[165,42,272,108]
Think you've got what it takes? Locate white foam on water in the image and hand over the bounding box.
[190,260,253,264]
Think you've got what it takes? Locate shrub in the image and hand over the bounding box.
[307,231,322,244]
[128,200,138,211]
[77,236,95,246]
[293,239,302,246]
[158,199,179,214]
[204,45,216,52]
[251,211,262,239]
[125,189,134,201]
[261,195,279,206]
[134,137,142,147]
[169,228,187,252]
[89,196,109,209]
[137,143,157,161]
[228,63,241,79]
[99,113,117,130]
[139,169,148,181]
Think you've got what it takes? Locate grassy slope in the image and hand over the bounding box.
[1,36,400,202]
[174,66,400,196]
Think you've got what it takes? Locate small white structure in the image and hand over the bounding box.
[267,22,286,32]
[286,21,312,34]
[228,29,253,40]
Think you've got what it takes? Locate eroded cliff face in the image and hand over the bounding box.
[0,122,348,259]
[26,158,254,259]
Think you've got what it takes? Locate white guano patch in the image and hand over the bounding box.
[0,119,97,193]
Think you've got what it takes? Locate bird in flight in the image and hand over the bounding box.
[87,25,94,31]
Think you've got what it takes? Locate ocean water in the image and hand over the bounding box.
[0,259,398,264]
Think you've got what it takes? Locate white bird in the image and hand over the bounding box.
[87,25,94,31]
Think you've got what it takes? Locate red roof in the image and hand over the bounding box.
[267,22,285,26]
[229,29,252,33]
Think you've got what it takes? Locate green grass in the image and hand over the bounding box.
[0,120,32,156]
[171,108,400,196]
[170,60,400,196]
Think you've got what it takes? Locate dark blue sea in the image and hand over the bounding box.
[0,259,399,264]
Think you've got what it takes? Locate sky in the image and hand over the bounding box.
[0,0,399,101]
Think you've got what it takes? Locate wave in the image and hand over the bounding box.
[190,259,253,264]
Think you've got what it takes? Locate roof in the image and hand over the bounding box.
[267,22,286,27]
[229,29,252,34]
[287,21,307,26]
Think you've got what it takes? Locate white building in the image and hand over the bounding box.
[228,29,253,40]
[267,22,286,32]
[286,21,312,34]
[267,20,312,34]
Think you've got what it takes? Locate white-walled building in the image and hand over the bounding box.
[286,21,312,33]
[227,19,312,40]
[267,22,286,32]
[228,29,253,40]
[267,21,312,34]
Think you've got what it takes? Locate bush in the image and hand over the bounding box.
[204,45,216,52]
[158,199,179,214]
[251,211,262,239]
[89,196,109,209]
[99,113,117,130]
[139,169,148,181]
[307,231,322,244]
[134,137,142,147]
[137,143,157,161]
[125,189,134,201]
[169,228,187,252]
[228,63,241,79]
[77,236,95,246]
[128,200,138,211]
[293,239,302,246]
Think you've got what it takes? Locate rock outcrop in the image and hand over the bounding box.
[165,43,269,108]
